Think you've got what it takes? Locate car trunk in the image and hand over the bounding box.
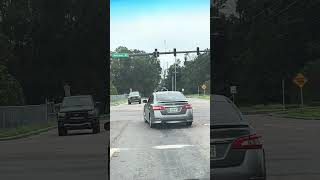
[211,124,251,168]
[158,101,188,115]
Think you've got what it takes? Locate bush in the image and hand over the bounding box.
[0,65,25,106]
[110,81,118,95]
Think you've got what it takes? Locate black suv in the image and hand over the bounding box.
[128,91,141,104]
[57,95,100,136]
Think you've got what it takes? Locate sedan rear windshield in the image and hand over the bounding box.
[211,100,243,124]
[62,97,93,107]
[156,92,187,102]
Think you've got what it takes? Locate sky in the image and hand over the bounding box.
[110,0,210,74]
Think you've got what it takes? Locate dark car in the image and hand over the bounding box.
[57,95,100,136]
[128,91,141,104]
[143,91,193,128]
[211,95,266,180]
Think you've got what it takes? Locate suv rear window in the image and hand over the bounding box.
[211,100,243,124]
[129,92,140,96]
[156,92,187,102]
[62,96,93,107]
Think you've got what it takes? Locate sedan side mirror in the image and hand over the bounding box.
[143,100,147,103]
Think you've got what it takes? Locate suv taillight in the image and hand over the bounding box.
[231,134,262,149]
[152,105,165,110]
[182,104,192,109]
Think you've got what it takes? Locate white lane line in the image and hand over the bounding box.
[152,144,194,150]
[110,148,120,158]
[110,148,130,158]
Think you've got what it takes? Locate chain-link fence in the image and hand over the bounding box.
[0,103,55,129]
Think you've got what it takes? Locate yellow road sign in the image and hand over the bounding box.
[201,84,207,90]
[293,73,308,88]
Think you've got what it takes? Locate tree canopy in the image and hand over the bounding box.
[213,0,320,104]
[0,0,108,109]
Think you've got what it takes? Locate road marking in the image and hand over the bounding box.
[110,148,130,158]
[152,144,194,150]
[110,148,120,158]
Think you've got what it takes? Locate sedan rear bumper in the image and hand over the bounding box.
[211,149,266,180]
[152,110,193,124]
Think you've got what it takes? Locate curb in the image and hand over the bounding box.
[0,125,57,141]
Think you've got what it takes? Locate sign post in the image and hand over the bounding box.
[202,84,207,95]
[230,86,237,103]
[293,73,308,108]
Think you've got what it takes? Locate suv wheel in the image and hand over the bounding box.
[128,101,131,105]
[93,122,100,134]
[186,122,192,126]
[58,126,67,136]
[139,101,141,104]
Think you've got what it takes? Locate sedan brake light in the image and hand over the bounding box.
[182,104,192,109]
[231,134,262,149]
[152,105,165,110]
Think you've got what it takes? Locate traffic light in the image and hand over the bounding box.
[173,48,176,56]
[197,47,200,55]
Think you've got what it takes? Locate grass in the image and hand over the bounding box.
[274,106,320,119]
[0,120,57,138]
[110,99,127,106]
[186,94,210,100]
[239,104,299,112]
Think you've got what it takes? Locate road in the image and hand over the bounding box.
[248,114,320,180]
[0,118,108,180]
[110,98,210,180]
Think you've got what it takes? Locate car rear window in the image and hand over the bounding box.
[129,92,139,96]
[156,92,187,102]
[62,96,93,107]
[211,100,243,124]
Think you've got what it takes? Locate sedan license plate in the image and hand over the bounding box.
[211,145,216,159]
[168,107,179,113]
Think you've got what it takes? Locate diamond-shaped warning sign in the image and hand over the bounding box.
[293,73,308,88]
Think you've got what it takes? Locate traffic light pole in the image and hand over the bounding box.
[174,56,177,91]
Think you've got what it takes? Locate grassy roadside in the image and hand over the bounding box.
[186,94,210,100]
[239,104,299,113]
[110,99,127,106]
[0,120,57,138]
[272,106,320,119]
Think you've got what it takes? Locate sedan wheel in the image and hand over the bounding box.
[143,112,148,123]
[149,116,154,128]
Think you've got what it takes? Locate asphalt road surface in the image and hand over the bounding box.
[248,114,320,180]
[0,118,108,180]
[110,98,210,180]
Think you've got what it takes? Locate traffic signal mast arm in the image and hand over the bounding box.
[130,49,210,57]
[110,48,210,58]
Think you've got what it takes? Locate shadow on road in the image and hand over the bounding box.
[152,123,192,130]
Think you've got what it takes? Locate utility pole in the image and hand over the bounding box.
[172,76,174,91]
[282,79,285,110]
[174,56,177,91]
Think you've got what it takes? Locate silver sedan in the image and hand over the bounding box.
[143,91,193,128]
